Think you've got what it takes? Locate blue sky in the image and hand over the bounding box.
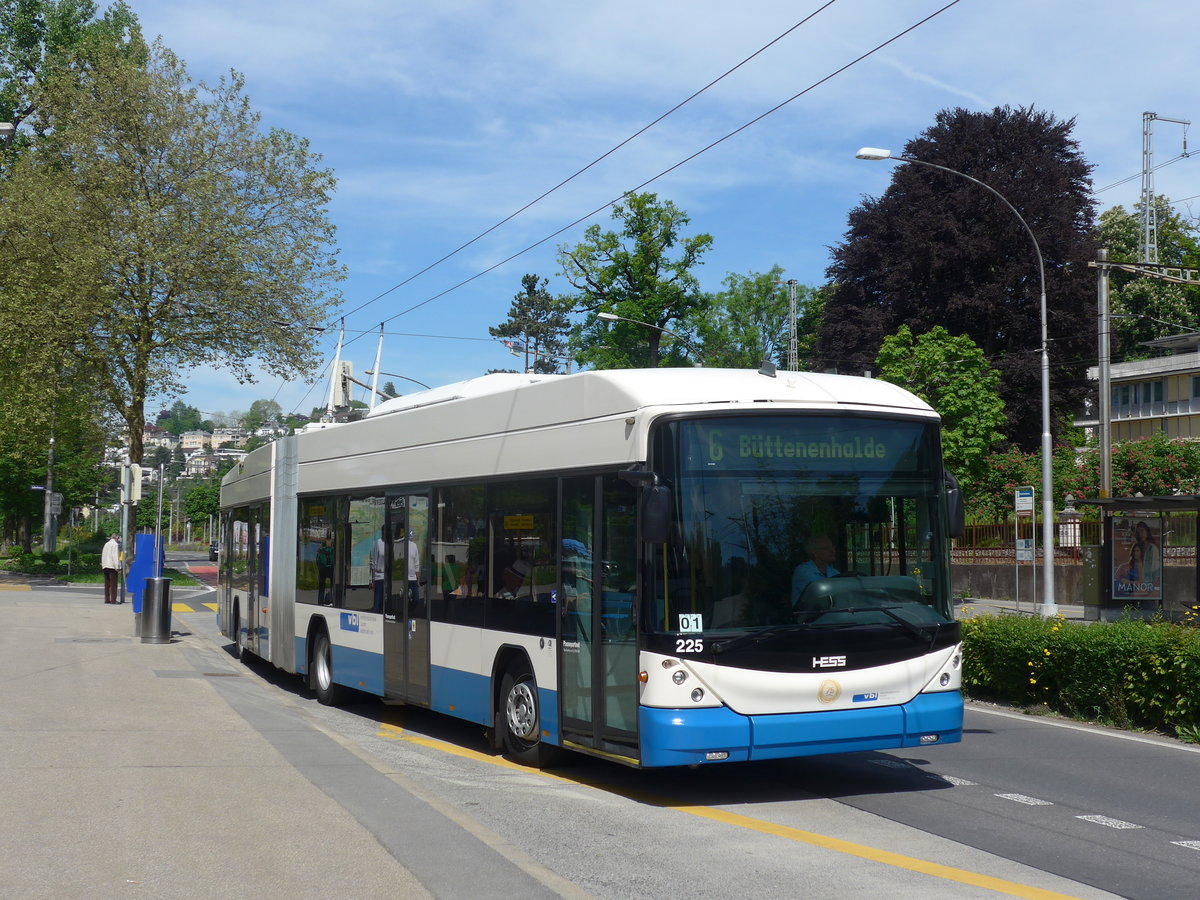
[129,0,1199,422]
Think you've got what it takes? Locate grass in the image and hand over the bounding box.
[62,567,202,587]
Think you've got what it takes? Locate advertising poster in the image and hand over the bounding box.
[1111,513,1163,602]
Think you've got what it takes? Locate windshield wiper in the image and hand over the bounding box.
[842,604,938,647]
[712,624,815,654]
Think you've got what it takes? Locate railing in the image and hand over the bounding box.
[954,514,1197,564]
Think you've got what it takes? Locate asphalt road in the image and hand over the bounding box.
[164,547,1200,898]
[159,549,1200,900]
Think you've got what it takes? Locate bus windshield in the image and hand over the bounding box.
[648,415,954,640]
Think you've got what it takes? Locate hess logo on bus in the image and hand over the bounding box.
[812,655,846,668]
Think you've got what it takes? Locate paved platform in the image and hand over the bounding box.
[0,582,433,898]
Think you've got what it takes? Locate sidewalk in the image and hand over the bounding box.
[0,582,432,899]
[956,596,1087,620]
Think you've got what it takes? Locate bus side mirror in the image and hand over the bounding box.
[945,470,965,539]
[642,484,673,544]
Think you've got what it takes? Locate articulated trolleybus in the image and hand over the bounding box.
[217,368,965,768]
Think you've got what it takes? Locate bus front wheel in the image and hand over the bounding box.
[498,666,558,767]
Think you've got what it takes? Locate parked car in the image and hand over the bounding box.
[209,541,219,561]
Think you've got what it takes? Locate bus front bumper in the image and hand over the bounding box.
[637,691,963,768]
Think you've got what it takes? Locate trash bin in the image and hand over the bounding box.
[140,577,172,644]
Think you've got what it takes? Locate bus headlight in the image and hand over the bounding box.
[691,688,705,702]
[940,672,951,687]
[672,669,688,685]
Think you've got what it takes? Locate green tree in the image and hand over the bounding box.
[0,0,140,147]
[815,106,1097,451]
[1095,197,1200,359]
[558,192,712,369]
[156,401,204,436]
[0,39,343,465]
[242,399,282,434]
[876,325,1006,485]
[182,480,220,527]
[489,274,570,374]
[689,265,800,369]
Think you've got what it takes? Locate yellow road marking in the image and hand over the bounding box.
[376,722,1081,900]
[171,602,194,612]
[202,602,217,611]
[0,584,31,591]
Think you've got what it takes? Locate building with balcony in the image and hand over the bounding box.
[1076,333,1200,442]
[180,430,213,452]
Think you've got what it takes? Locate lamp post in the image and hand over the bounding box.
[596,312,702,366]
[0,121,14,140]
[856,147,1056,617]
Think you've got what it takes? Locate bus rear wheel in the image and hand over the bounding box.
[311,629,345,706]
[498,666,559,767]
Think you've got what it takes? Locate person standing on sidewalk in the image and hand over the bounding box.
[101,534,121,604]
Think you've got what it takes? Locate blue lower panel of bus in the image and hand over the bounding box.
[293,636,385,697]
[639,691,963,767]
[429,666,559,742]
[333,645,384,696]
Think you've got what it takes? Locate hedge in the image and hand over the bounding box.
[961,612,1200,734]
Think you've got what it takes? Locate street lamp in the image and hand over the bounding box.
[856,146,1056,617]
[0,122,14,139]
[597,312,702,366]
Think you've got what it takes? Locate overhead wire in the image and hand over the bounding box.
[334,0,843,325]
[331,0,966,358]
[1093,151,1194,195]
[278,0,967,414]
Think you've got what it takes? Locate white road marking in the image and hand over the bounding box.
[969,703,1200,754]
[929,774,977,786]
[995,793,1053,806]
[1171,840,1200,851]
[1076,815,1142,829]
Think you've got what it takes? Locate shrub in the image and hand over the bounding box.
[961,612,1200,732]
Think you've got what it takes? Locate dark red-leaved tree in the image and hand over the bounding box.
[814,106,1097,451]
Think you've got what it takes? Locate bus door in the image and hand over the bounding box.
[245,506,261,655]
[384,492,431,704]
[560,475,639,759]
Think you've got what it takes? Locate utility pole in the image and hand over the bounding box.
[785,280,799,372]
[1095,249,1112,499]
[42,434,58,553]
[1140,111,1190,265]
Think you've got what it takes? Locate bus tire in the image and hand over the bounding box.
[311,628,345,706]
[498,665,560,768]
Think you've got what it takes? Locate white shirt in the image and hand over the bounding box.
[101,538,120,571]
[370,538,386,581]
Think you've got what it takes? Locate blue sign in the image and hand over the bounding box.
[340,612,360,632]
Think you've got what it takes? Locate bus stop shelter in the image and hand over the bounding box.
[1077,495,1200,621]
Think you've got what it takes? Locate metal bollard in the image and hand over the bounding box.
[140,577,172,644]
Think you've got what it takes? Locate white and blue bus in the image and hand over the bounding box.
[217,368,965,767]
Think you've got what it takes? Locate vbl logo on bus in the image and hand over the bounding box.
[340,612,360,632]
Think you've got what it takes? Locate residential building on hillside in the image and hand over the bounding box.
[180,430,213,452]
[212,427,247,448]
[143,425,180,451]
